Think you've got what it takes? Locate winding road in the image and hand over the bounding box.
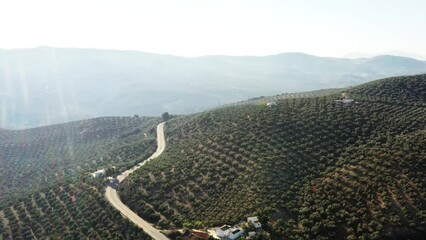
[105,122,169,240]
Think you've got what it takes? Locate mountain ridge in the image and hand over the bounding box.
[2,47,426,129]
[3,46,426,60]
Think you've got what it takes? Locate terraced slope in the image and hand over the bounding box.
[350,74,426,103]
[0,116,159,199]
[120,75,426,239]
[0,116,160,239]
[0,177,152,239]
[226,88,341,107]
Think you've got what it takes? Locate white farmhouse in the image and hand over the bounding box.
[266,102,277,107]
[247,216,262,228]
[91,169,105,178]
[216,225,231,238]
[228,228,243,240]
[334,98,355,106]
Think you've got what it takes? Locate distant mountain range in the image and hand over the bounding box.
[1,47,426,128]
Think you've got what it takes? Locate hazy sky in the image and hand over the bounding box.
[1,0,425,58]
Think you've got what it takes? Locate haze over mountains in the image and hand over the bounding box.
[1,47,426,129]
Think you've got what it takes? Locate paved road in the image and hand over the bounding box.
[106,122,169,240]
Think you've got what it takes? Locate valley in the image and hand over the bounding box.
[0,74,425,240]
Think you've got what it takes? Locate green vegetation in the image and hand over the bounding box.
[162,112,171,121]
[0,116,160,239]
[0,176,151,239]
[120,75,426,239]
[1,74,424,239]
[350,74,426,104]
[226,88,342,107]
[0,116,159,199]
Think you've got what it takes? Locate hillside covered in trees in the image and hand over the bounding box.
[0,116,160,239]
[120,75,426,239]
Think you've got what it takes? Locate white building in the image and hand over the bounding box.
[247,216,262,228]
[334,99,354,106]
[266,102,277,107]
[228,228,243,240]
[91,169,105,178]
[342,99,354,104]
[216,225,231,238]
